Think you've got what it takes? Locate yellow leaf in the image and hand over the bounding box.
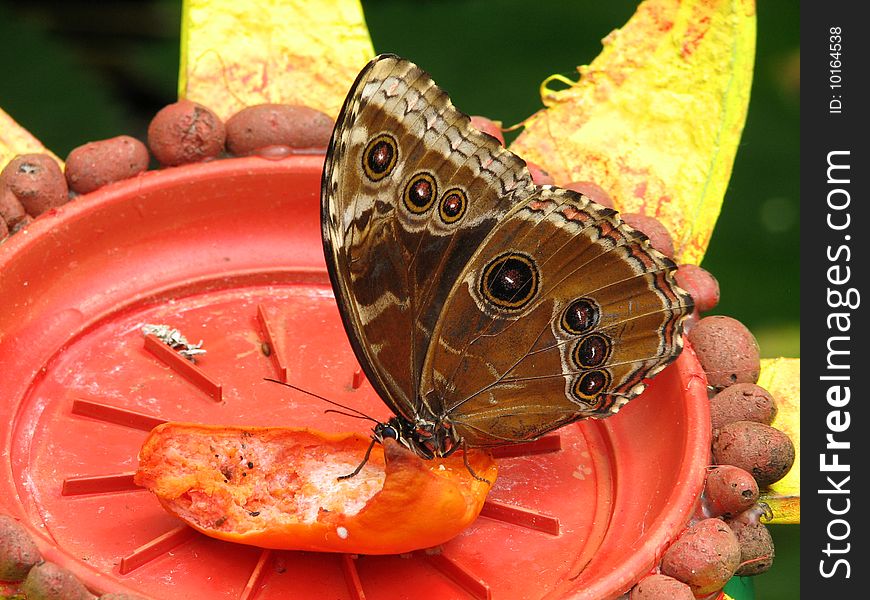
[510,0,756,264]
[0,108,62,172]
[757,357,800,524]
[179,0,375,121]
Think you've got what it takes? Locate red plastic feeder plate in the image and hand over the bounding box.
[0,155,711,600]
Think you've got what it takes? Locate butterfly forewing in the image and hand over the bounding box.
[421,188,693,446]
[322,54,534,422]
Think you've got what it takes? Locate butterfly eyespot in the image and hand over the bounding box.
[480,252,539,311]
[572,333,612,368]
[439,188,467,224]
[571,370,611,402]
[561,298,600,334]
[403,172,437,214]
[362,134,398,181]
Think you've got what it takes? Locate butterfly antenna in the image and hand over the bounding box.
[324,408,378,421]
[263,377,379,423]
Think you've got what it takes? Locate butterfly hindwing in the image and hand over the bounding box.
[420,188,693,446]
[322,54,535,421]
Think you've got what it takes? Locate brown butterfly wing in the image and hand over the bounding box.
[421,188,693,446]
[322,54,535,420]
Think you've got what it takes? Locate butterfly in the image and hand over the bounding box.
[321,54,693,477]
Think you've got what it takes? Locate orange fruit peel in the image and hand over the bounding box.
[1,107,63,171]
[510,0,756,264]
[179,0,375,121]
[757,357,800,524]
[134,422,497,554]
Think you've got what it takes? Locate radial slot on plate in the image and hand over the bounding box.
[144,334,223,401]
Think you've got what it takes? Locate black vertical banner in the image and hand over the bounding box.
[802,2,868,597]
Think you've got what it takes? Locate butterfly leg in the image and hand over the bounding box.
[337,436,378,480]
[460,439,492,485]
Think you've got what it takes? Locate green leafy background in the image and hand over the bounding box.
[0,1,799,598]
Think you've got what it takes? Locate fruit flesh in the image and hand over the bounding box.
[135,423,497,554]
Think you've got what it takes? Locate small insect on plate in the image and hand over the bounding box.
[134,423,497,555]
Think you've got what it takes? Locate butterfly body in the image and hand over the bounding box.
[322,54,693,464]
[371,415,460,460]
